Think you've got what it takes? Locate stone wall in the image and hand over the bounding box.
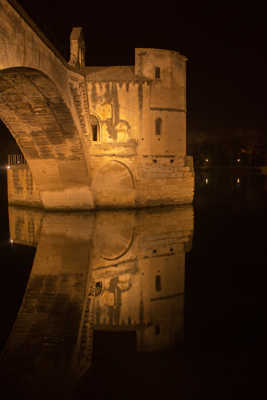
[7,164,42,207]
[7,153,194,209]
[83,48,194,209]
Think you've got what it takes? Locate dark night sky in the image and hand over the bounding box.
[1,0,266,158]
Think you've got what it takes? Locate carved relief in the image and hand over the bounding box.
[88,82,132,143]
[115,120,131,143]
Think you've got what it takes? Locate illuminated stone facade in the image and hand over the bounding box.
[1,0,194,209]
[86,46,194,208]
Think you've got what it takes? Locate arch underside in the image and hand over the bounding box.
[0,67,92,209]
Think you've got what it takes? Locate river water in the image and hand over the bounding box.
[0,169,266,399]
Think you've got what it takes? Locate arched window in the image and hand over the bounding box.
[155,118,162,135]
[90,115,99,141]
[95,281,103,296]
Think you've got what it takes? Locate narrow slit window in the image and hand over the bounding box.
[90,115,99,141]
[155,66,161,79]
[155,325,160,336]
[92,124,98,141]
[155,118,162,135]
[155,275,162,291]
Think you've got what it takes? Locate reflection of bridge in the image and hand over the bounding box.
[1,0,194,210]
[1,205,193,395]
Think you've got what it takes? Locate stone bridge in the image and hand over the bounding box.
[1,0,194,210]
[0,0,92,209]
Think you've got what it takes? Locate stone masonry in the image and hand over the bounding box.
[1,0,194,210]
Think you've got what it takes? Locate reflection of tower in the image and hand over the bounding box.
[84,206,193,358]
[88,242,187,352]
[2,205,193,390]
[137,247,185,351]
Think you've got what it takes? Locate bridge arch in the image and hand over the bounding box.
[0,67,92,210]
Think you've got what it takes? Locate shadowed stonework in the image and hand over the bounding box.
[0,205,193,397]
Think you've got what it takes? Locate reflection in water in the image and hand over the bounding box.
[0,205,193,397]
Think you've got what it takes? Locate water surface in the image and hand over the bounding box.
[0,169,266,399]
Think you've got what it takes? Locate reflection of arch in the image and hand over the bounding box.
[94,210,135,260]
[0,67,89,208]
[103,232,134,261]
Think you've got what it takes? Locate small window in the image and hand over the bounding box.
[155,325,160,336]
[95,281,102,296]
[155,118,162,135]
[155,275,162,291]
[90,115,99,141]
[155,66,161,79]
[92,124,98,141]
